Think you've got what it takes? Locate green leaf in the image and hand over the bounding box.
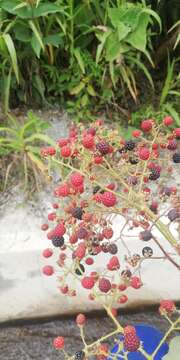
[164,337,180,360]
[1,1,62,18]
[74,48,85,74]
[43,33,63,47]
[108,6,142,30]
[127,55,154,89]
[109,61,116,88]
[70,81,86,95]
[117,22,131,42]
[95,30,111,63]
[29,20,44,50]
[164,103,180,127]
[2,34,19,82]
[106,31,128,62]
[160,58,174,106]
[14,24,32,42]
[142,8,162,32]
[126,13,149,52]
[87,84,96,96]
[24,133,55,146]
[31,35,41,58]
[3,67,12,113]
[81,94,88,107]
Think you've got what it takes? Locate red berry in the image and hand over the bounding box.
[57,138,69,147]
[93,193,102,203]
[94,155,103,164]
[101,192,117,207]
[124,326,136,335]
[141,119,153,132]
[118,283,127,291]
[107,256,120,271]
[85,257,94,265]
[107,183,116,190]
[69,233,78,244]
[174,128,180,138]
[124,328,140,352]
[102,227,113,239]
[163,116,173,126]
[82,135,95,149]
[55,184,70,197]
[70,172,84,187]
[159,300,176,315]
[138,147,150,160]
[75,243,86,260]
[42,248,53,258]
[42,265,54,276]
[81,276,95,289]
[60,285,68,294]
[41,147,56,157]
[53,336,65,349]
[110,308,117,317]
[76,313,86,326]
[99,278,111,293]
[48,212,56,221]
[53,223,66,237]
[119,295,128,304]
[61,146,71,157]
[130,276,142,289]
[132,130,141,138]
[41,223,49,231]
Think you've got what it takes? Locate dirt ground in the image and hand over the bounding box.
[0,311,169,360]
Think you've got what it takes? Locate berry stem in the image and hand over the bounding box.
[152,236,180,270]
[150,315,180,359]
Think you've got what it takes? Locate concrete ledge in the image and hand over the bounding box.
[0,199,180,323]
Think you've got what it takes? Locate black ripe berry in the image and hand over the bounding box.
[140,230,152,241]
[142,246,153,258]
[93,185,104,194]
[52,236,64,247]
[129,157,139,165]
[168,209,180,222]
[149,168,160,181]
[72,207,83,220]
[124,140,135,151]
[75,263,85,276]
[173,152,180,163]
[74,351,85,360]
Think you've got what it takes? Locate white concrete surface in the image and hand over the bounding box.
[0,197,179,323]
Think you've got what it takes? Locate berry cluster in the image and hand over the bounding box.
[40,117,180,359]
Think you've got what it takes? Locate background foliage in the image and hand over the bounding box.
[0,0,179,119]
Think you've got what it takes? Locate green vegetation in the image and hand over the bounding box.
[0,0,179,118]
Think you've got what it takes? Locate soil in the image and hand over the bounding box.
[0,311,169,360]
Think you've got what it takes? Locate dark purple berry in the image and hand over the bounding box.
[72,207,83,220]
[96,141,109,155]
[77,228,88,239]
[108,243,118,254]
[140,230,152,241]
[167,140,177,151]
[124,140,136,151]
[75,351,85,360]
[149,168,160,180]
[173,153,180,163]
[167,209,180,221]
[52,236,64,247]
